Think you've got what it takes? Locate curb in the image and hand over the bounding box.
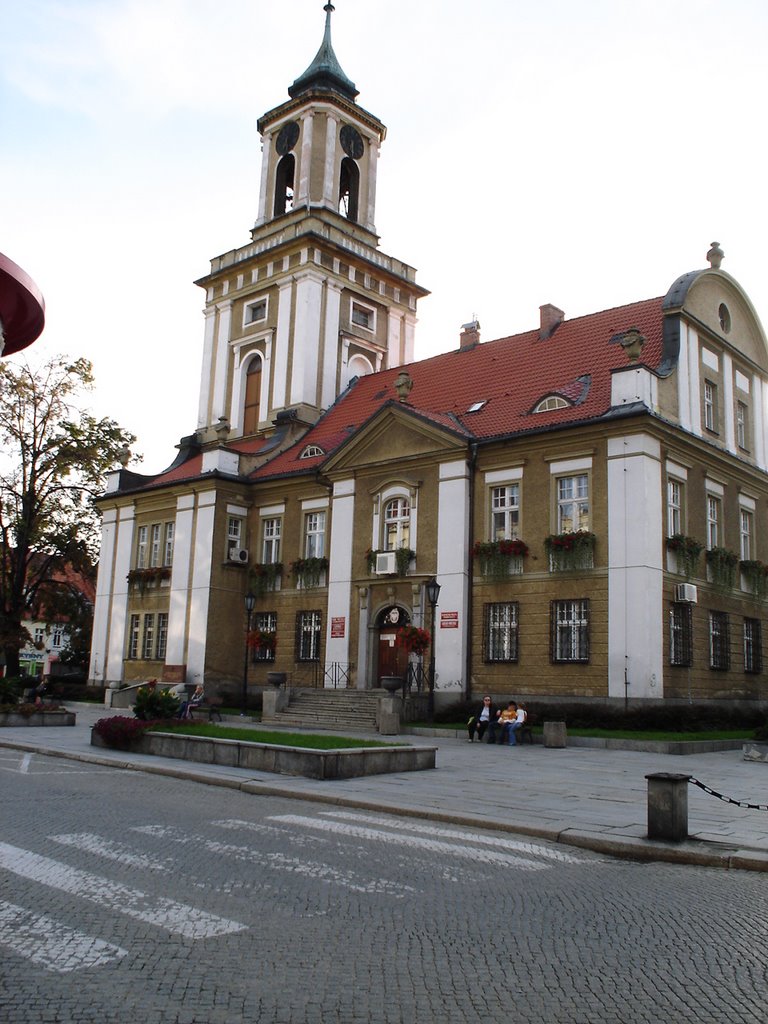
[2,735,767,873]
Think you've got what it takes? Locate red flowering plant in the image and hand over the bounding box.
[247,629,276,654]
[472,539,528,577]
[544,531,596,571]
[93,716,151,750]
[396,626,431,656]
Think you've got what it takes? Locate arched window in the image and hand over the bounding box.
[274,155,295,216]
[383,497,410,551]
[243,356,262,435]
[533,395,570,413]
[338,157,359,222]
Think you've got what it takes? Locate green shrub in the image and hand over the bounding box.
[133,681,179,720]
[0,677,22,705]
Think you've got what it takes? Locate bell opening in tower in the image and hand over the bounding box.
[274,154,295,217]
[338,157,359,222]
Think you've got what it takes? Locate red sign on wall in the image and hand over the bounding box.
[441,612,459,629]
[331,616,346,638]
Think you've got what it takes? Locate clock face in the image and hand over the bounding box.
[275,121,300,156]
[340,124,364,160]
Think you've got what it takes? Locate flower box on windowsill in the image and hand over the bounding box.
[127,567,172,591]
[706,547,739,592]
[291,557,329,590]
[544,532,595,572]
[473,539,528,579]
[740,560,768,600]
[665,534,703,579]
[249,562,283,596]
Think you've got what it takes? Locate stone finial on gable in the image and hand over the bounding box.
[394,370,413,402]
[215,416,231,443]
[117,444,132,468]
[707,241,724,269]
[620,326,646,363]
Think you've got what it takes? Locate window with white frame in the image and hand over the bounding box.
[706,495,721,549]
[350,300,375,332]
[556,474,589,534]
[744,617,762,674]
[51,628,63,648]
[163,522,175,567]
[251,611,277,663]
[150,524,162,567]
[262,517,282,564]
[136,526,148,569]
[34,627,45,646]
[737,401,749,449]
[551,599,590,663]
[483,603,519,663]
[156,613,168,661]
[296,610,322,662]
[709,610,730,670]
[667,479,684,537]
[244,297,267,327]
[128,615,140,659]
[740,509,753,561]
[227,516,244,560]
[491,485,520,541]
[304,511,326,560]
[142,615,155,660]
[704,380,717,431]
[383,497,411,550]
[534,395,569,413]
[669,603,693,667]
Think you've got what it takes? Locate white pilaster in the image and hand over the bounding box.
[607,434,664,699]
[186,491,217,685]
[687,325,702,435]
[290,270,323,407]
[211,301,233,423]
[434,460,470,696]
[722,351,736,453]
[105,506,136,684]
[364,141,379,233]
[296,111,314,206]
[196,307,217,429]
[323,113,338,206]
[256,133,272,227]
[326,478,355,675]
[321,282,342,409]
[387,311,402,369]
[88,508,118,686]
[272,280,293,410]
[754,374,767,471]
[166,495,195,666]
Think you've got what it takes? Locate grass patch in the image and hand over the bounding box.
[147,722,400,749]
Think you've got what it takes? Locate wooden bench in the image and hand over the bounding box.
[188,699,223,723]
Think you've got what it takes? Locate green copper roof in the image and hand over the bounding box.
[289,3,358,101]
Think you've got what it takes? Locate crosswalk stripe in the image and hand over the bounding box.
[51,833,172,871]
[0,900,127,973]
[267,815,550,870]
[320,811,584,863]
[0,842,246,939]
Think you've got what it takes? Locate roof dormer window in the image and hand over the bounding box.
[533,395,570,413]
[300,445,325,459]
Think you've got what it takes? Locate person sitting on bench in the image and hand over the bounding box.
[177,685,204,720]
[467,696,499,743]
[506,702,527,746]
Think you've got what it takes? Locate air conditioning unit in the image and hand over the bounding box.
[229,547,249,564]
[675,583,698,603]
[375,551,397,575]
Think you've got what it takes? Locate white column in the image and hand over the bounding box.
[256,133,272,227]
[387,311,402,369]
[165,495,195,666]
[326,479,355,677]
[271,280,293,410]
[403,312,417,365]
[196,307,217,429]
[186,491,217,685]
[88,509,118,686]
[434,460,470,697]
[364,141,379,232]
[290,270,323,407]
[323,113,338,206]
[211,301,233,423]
[105,506,136,684]
[607,434,664,699]
[321,282,342,409]
[296,111,314,206]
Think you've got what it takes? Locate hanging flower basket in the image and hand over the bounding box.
[291,557,329,589]
[740,560,768,600]
[247,629,276,659]
[544,531,596,572]
[472,539,528,578]
[249,562,282,596]
[706,547,739,591]
[665,534,703,579]
[396,626,431,656]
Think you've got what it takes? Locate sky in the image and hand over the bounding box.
[2,0,767,473]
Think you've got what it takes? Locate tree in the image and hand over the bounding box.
[0,355,135,676]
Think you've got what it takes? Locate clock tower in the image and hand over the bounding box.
[195,2,429,444]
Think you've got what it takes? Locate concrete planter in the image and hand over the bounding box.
[0,710,76,727]
[743,741,768,763]
[91,727,436,779]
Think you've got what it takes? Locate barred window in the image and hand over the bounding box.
[550,599,589,663]
[296,611,322,662]
[709,610,730,671]
[483,603,519,663]
[252,611,277,663]
[669,603,693,667]
[744,617,762,674]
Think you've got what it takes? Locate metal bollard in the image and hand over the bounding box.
[646,772,691,842]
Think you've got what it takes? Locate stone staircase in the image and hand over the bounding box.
[261,688,384,732]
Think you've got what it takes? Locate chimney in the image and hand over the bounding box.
[459,319,481,350]
[539,304,564,340]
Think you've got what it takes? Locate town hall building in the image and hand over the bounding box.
[89,5,768,711]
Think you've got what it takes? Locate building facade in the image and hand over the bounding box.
[89,12,768,708]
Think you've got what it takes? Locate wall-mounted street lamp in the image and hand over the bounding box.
[425,577,441,723]
[241,590,256,717]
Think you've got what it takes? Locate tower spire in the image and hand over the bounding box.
[289,1,358,100]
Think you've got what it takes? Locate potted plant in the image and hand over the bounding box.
[247,629,276,660]
[396,625,431,656]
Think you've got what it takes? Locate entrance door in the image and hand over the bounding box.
[376,606,410,686]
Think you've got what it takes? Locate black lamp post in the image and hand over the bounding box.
[241,590,256,717]
[425,576,441,723]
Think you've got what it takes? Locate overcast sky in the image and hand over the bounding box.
[2,0,767,472]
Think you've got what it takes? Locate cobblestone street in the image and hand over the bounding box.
[1,753,766,1023]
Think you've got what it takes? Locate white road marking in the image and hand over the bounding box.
[0,842,246,939]
[135,823,414,896]
[268,815,550,871]
[19,753,32,774]
[50,833,172,872]
[320,811,584,864]
[0,901,127,973]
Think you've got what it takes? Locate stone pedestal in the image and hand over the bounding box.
[543,721,567,748]
[378,695,402,735]
[263,686,291,718]
[646,772,690,841]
